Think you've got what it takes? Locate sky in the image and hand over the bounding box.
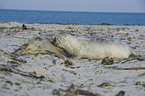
[0,0,145,13]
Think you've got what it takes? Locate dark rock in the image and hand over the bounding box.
[115,91,125,96]
[52,84,102,96]
[101,57,114,65]
[22,24,27,29]
[64,59,74,67]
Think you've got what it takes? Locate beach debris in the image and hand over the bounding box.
[52,84,102,96]
[115,91,125,96]
[135,57,145,61]
[101,57,114,65]
[120,57,145,64]
[98,82,112,88]
[9,56,27,64]
[138,72,145,77]
[62,69,77,75]
[64,59,74,67]
[0,65,45,81]
[99,23,115,25]
[0,65,12,72]
[136,81,145,87]
[104,66,145,70]
[22,24,27,29]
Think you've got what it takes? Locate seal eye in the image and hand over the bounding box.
[51,37,56,45]
[55,37,59,42]
[56,37,61,45]
[51,37,60,47]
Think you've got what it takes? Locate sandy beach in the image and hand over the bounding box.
[0,22,145,96]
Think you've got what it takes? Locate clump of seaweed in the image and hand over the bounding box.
[136,81,145,87]
[0,64,45,81]
[99,23,115,25]
[101,57,114,65]
[98,82,112,88]
[105,66,145,70]
[53,84,102,96]
[64,59,74,67]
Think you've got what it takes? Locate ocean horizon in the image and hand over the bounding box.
[0,9,145,25]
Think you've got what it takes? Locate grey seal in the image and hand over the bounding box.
[13,32,139,60]
[51,32,139,60]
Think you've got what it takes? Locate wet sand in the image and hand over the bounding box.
[0,22,145,96]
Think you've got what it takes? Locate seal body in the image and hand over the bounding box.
[52,32,136,60]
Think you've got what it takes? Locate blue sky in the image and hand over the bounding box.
[0,0,145,13]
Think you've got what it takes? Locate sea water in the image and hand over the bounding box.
[0,9,145,25]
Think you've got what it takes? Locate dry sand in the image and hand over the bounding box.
[0,22,145,96]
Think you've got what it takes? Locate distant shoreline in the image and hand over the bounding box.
[0,22,144,26]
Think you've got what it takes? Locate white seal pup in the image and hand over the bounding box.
[51,32,138,60]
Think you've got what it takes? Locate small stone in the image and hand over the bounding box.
[115,91,125,96]
[64,59,74,67]
[22,24,27,29]
[52,89,60,95]
[101,57,114,65]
